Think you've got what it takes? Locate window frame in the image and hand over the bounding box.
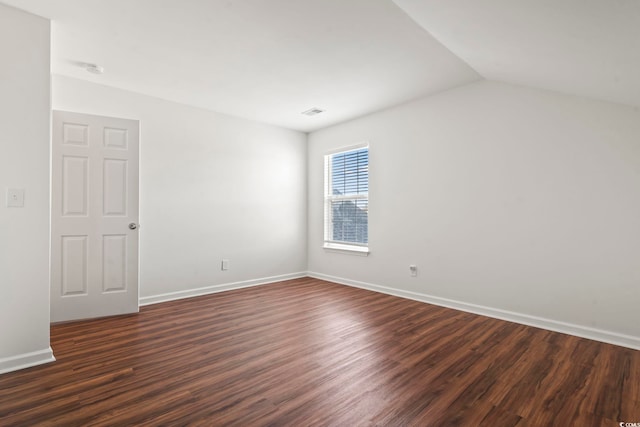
[323,143,370,255]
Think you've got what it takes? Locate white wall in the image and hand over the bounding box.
[53,75,307,304]
[0,4,54,373]
[308,80,640,348]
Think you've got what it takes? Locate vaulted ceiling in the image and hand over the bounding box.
[393,0,640,111]
[3,0,639,132]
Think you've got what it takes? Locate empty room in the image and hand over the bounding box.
[1,0,639,425]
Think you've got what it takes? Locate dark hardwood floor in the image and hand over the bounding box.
[1,277,638,426]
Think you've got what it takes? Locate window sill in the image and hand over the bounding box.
[323,243,370,256]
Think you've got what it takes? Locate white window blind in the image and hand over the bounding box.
[324,146,369,249]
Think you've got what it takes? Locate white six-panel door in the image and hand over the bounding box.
[51,111,139,322]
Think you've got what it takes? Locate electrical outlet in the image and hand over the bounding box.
[409,265,417,277]
[221,259,229,271]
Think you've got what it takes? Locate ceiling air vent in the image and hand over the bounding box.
[301,108,325,116]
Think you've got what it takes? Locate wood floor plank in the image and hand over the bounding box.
[0,277,638,426]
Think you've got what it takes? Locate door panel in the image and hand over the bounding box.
[52,111,139,322]
[62,156,88,216]
[61,235,88,296]
[103,159,128,215]
[102,234,127,292]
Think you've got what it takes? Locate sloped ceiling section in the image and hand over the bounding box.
[393,0,640,109]
[1,0,480,132]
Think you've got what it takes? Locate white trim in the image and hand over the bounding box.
[323,242,369,255]
[139,272,307,306]
[0,347,56,375]
[307,271,640,351]
[325,141,369,156]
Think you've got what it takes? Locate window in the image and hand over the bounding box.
[324,145,369,253]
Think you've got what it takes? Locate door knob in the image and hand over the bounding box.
[129,223,138,230]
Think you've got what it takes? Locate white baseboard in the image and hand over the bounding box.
[139,272,308,306]
[0,347,56,375]
[308,271,640,351]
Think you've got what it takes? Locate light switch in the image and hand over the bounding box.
[7,188,25,207]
